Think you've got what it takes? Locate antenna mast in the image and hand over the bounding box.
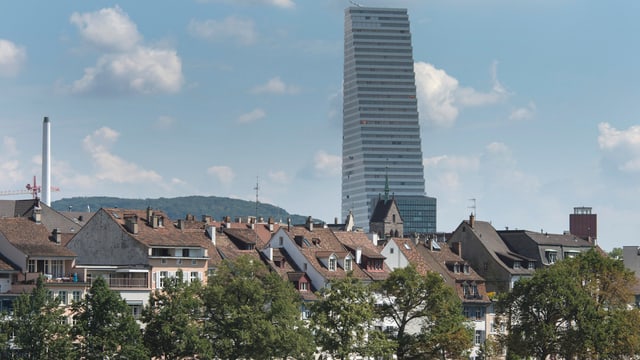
[254,176,260,220]
[468,198,477,217]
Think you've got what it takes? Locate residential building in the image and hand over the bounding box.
[448,214,535,293]
[0,216,86,312]
[341,6,435,233]
[623,246,640,308]
[498,229,594,267]
[66,207,211,315]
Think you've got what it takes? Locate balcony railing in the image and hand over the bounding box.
[96,277,148,288]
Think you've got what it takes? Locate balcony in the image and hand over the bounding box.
[105,277,148,289]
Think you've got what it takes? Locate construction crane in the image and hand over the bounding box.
[0,176,59,198]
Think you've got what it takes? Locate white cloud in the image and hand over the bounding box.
[510,101,536,121]
[414,61,508,127]
[268,170,291,184]
[155,115,175,130]
[251,77,300,95]
[196,0,295,9]
[423,154,480,172]
[207,165,235,185]
[70,6,142,52]
[2,136,18,157]
[71,47,183,95]
[69,6,183,96]
[314,150,341,177]
[486,141,510,155]
[188,17,257,46]
[237,108,266,124]
[598,122,640,172]
[0,39,26,77]
[82,127,163,183]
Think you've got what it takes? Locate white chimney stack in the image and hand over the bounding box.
[42,117,51,206]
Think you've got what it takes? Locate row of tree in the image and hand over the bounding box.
[0,256,473,360]
[2,249,638,359]
[496,249,640,359]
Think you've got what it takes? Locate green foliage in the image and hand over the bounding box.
[497,249,640,359]
[202,256,315,360]
[72,277,147,360]
[142,270,211,359]
[52,195,312,224]
[310,275,392,360]
[10,276,74,359]
[608,247,623,260]
[374,266,472,359]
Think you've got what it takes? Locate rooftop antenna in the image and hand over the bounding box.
[254,176,260,220]
[468,198,477,217]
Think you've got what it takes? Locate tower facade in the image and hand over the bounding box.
[342,6,435,233]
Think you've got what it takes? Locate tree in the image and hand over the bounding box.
[608,247,623,260]
[310,275,393,360]
[10,276,74,359]
[142,270,211,359]
[497,249,640,359]
[202,256,315,360]
[72,276,148,359]
[374,266,472,359]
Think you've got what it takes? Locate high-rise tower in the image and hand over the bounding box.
[342,6,436,234]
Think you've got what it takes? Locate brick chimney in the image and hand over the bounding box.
[52,228,61,244]
[469,213,475,228]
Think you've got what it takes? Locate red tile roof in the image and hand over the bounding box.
[0,217,76,257]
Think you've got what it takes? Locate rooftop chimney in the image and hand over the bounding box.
[146,207,153,222]
[202,215,212,224]
[306,216,313,231]
[469,213,475,228]
[178,219,185,230]
[356,247,362,264]
[33,207,42,224]
[206,225,216,246]
[124,214,139,234]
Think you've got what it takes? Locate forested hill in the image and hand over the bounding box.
[52,196,313,224]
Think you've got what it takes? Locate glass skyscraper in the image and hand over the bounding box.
[341,6,436,234]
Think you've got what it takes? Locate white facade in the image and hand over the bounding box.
[341,6,426,231]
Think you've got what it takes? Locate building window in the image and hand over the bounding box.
[159,271,168,288]
[177,259,183,265]
[546,250,557,264]
[58,291,68,305]
[528,261,535,270]
[344,258,352,271]
[130,305,142,319]
[513,261,521,269]
[329,258,337,271]
[475,330,484,345]
[300,282,308,292]
[182,249,190,257]
[190,272,199,283]
[303,263,308,271]
[464,264,470,274]
[191,259,197,265]
[72,291,81,303]
[161,258,167,265]
[28,259,36,273]
[390,247,394,254]
[454,263,460,273]
[50,260,64,278]
[279,236,283,246]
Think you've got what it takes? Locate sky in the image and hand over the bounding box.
[1,0,639,251]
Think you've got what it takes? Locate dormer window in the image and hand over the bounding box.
[545,250,557,264]
[464,264,470,274]
[344,258,352,271]
[513,261,521,269]
[300,281,308,292]
[329,257,337,271]
[454,263,460,273]
[528,261,535,270]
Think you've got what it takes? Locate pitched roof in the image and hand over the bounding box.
[500,230,593,248]
[0,217,76,257]
[390,238,434,276]
[103,208,210,248]
[283,226,371,281]
[465,220,534,275]
[369,198,400,223]
[333,231,390,281]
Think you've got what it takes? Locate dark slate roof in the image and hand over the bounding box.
[0,217,76,258]
[500,230,593,248]
[369,198,399,223]
[466,220,534,275]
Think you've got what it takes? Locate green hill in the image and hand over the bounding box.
[52,196,314,225]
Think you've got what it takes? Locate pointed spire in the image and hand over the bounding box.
[384,165,390,202]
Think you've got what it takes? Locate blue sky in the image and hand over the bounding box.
[1,0,639,251]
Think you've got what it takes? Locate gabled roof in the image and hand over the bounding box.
[499,230,593,248]
[0,199,91,235]
[333,231,390,281]
[369,198,401,223]
[464,220,534,275]
[389,237,434,276]
[0,217,75,258]
[283,226,371,281]
[103,208,209,248]
[213,230,261,262]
